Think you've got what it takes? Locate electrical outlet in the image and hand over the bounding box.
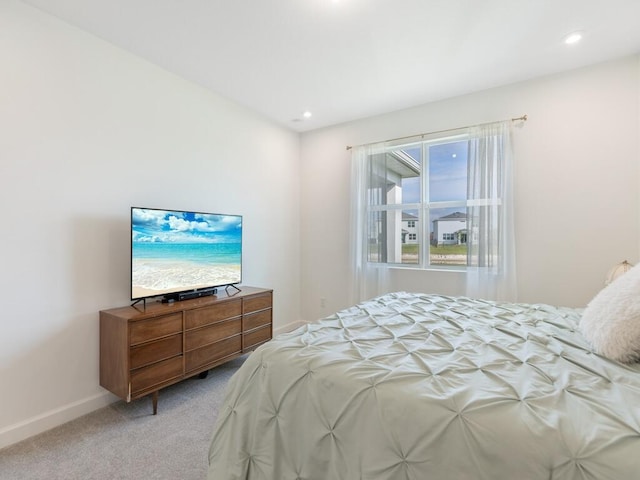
[320,297,327,308]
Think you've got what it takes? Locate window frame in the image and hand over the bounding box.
[366,132,470,270]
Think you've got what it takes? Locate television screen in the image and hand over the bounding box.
[131,207,242,301]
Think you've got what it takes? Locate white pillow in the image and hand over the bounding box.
[580,262,640,363]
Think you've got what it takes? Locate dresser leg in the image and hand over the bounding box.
[152,391,158,415]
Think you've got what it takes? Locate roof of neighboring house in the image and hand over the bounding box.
[434,211,466,222]
[402,212,418,221]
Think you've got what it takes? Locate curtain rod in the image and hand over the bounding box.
[345,114,527,151]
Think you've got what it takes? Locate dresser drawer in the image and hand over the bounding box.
[244,324,271,351]
[185,300,241,329]
[185,335,242,373]
[130,334,182,370]
[244,309,271,331]
[185,318,241,351]
[243,293,272,314]
[131,355,183,394]
[130,313,182,345]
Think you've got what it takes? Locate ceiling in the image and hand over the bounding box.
[20,0,640,132]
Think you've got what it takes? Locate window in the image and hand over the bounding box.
[366,133,472,268]
[351,120,515,303]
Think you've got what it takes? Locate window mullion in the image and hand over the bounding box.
[421,142,429,268]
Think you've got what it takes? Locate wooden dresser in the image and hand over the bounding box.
[99,286,272,413]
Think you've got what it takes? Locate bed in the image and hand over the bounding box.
[207,291,640,480]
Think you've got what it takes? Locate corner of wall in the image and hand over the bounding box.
[637,53,640,261]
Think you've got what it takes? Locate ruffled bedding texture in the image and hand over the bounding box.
[208,292,640,480]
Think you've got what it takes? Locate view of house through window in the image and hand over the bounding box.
[367,135,470,267]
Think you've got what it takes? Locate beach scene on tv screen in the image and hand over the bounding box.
[131,208,242,299]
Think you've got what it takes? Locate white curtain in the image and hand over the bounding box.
[465,121,517,301]
[349,142,390,304]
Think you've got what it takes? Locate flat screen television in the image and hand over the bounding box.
[131,207,242,302]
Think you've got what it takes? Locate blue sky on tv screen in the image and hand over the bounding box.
[132,208,242,244]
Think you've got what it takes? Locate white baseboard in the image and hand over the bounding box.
[0,391,117,450]
[1,323,305,451]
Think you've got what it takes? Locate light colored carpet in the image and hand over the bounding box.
[0,355,247,480]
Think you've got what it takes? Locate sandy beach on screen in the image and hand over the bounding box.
[132,259,240,298]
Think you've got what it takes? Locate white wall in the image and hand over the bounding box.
[300,55,640,323]
[0,1,301,448]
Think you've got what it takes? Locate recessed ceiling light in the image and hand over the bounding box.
[564,32,583,45]
[303,111,312,119]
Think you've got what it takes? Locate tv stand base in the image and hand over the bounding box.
[162,287,217,303]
